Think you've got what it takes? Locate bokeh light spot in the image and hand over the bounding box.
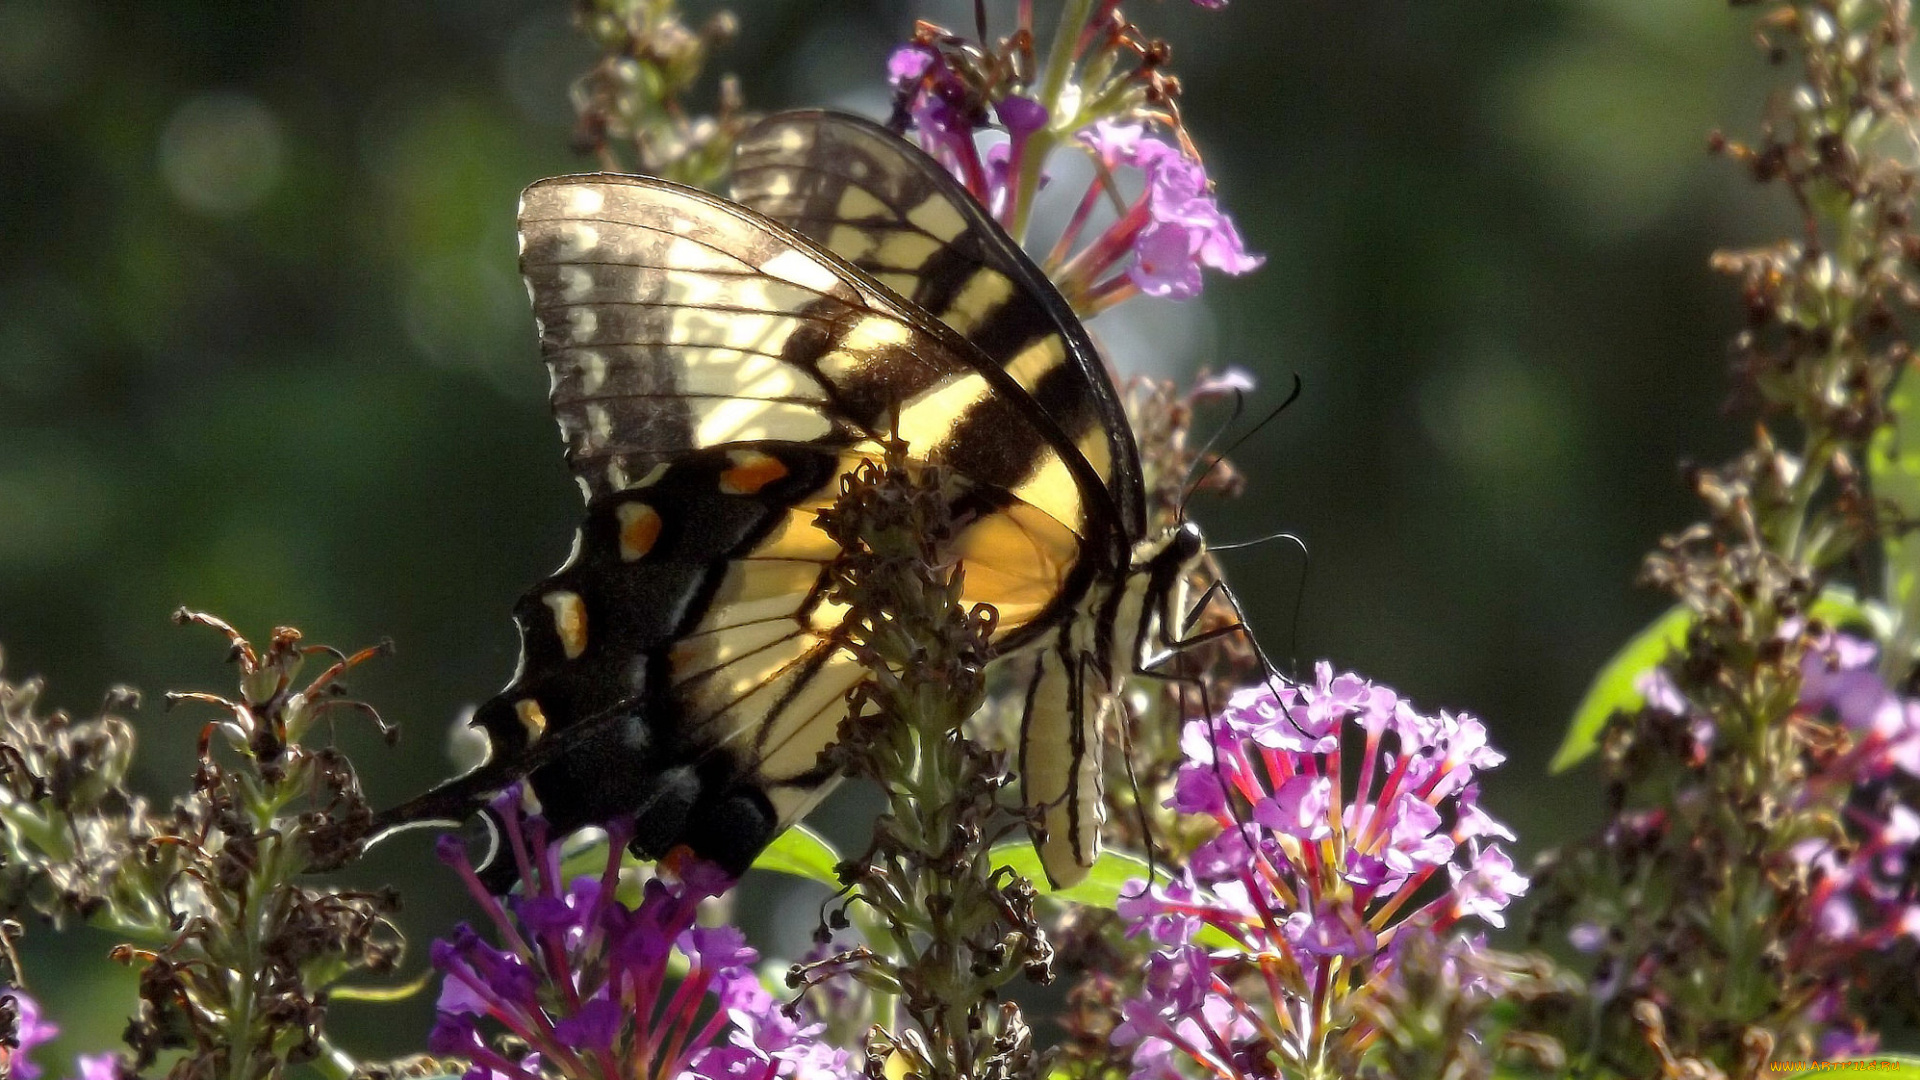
[1420,352,1576,489]
[0,0,86,109]
[159,92,285,217]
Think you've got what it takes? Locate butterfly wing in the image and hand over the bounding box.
[733,114,1156,885]
[376,169,1128,884]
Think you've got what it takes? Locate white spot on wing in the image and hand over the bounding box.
[560,266,594,301]
[836,186,890,221]
[827,225,879,262]
[906,196,965,240]
[566,187,605,215]
[542,590,588,659]
[694,397,831,445]
[575,350,608,394]
[877,231,941,267]
[585,404,613,445]
[556,222,599,259]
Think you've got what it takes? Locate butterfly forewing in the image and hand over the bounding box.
[731,111,1145,549]
[520,174,1106,550]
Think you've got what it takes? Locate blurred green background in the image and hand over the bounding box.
[0,0,1789,1064]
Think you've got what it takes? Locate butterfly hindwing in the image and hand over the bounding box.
[468,443,850,872]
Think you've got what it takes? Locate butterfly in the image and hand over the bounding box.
[373,109,1221,890]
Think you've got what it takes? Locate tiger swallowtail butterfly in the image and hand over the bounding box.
[373,109,1217,890]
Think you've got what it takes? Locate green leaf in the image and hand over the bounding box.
[987,842,1153,908]
[1808,585,1874,632]
[542,824,844,892]
[1552,605,1692,773]
[749,824,843,886]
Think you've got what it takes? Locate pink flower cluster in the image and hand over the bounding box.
[1113,664,1525,1079]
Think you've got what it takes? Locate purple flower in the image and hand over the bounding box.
[1446,845,1529,929]
[1129,225,1205,299]
[886,44,936,89]
[1119,665,1521,1079]
[883,29,1264,315]
[74,1055,120,1080]
[1568,922,1608,953]
[886,43,996,202]
[1059,121,1263,305]
[428,793,851,1080]
[1252,775,1332,840]
[0,1000,132,1080]
[4,992,58,1080]
[1801,634,1906,738]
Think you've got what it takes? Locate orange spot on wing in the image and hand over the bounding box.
[720,450,789,495]
[543,591,588,659]
[514,698,549,740]
[617,502,663,561]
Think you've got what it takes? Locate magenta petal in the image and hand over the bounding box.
[1253,775,1333,840]
[995,95,1047,135]
[886,44,936,88]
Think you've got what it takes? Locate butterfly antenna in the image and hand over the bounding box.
[1195,379,1251,457]
[1177,383,1248,502]
[1208,529,1307,554]
[1179,373,1303,521]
